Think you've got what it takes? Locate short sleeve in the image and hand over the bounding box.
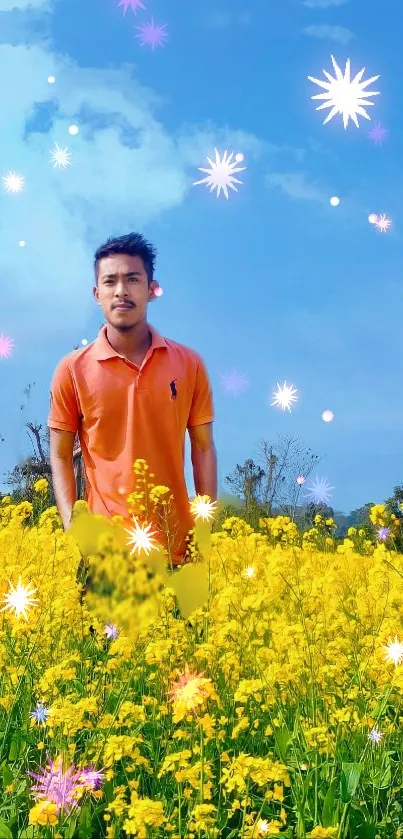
[187,356,215,428]
[47,358,80,433]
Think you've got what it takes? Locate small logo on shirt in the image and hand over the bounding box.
[170,380,178,400]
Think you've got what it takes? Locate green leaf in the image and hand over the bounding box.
[78,803,93,839]
[0,819,13,838]
[1,763,13,788]
[369,755,392,789]
[65,814,78,839]
[341,762,363,803]
[274,725,292,762]
[322,782,336,827]
[19,829,35,839]
[8,732,21,762]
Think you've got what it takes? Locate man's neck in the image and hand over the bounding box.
[105,320,151,359]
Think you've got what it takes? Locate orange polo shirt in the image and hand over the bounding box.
[47,323,214,560]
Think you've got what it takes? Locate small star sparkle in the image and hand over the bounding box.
[377,526,390,541]
[308,56,380,129]
[135,18,168,49]
[368,727,383,745]
[220,368,249,396]
[296,475,306,485]
[50,144,72,169]
[0,335,14,358]
[125,518,159,555]
[0,577,37,620]
[375,214,391,232]
[271,381,298,412]
[367,122,388,145]
[193,149,246,199]
[118,0,146,13]
[384,637,403,666]
[190,495,217,521]
[3,172,25,192]
[31,702,51,725]
[305,476,334,505]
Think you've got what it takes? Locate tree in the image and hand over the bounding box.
[385,485,403,519]
[256,435,321,518]
[224,435,321,525]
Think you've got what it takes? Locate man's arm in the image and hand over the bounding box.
[188,422,217,501]
[49,428,77,530]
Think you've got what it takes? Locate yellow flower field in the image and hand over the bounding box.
[0,462,403,838]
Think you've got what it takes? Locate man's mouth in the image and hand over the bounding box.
[114,304,133,310]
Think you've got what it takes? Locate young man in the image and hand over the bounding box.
[47,233,217,565]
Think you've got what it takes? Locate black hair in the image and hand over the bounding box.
[94,233,157,285]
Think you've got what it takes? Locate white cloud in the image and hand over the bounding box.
[303,24,354,43]
[0,38,265,342]
[265,172,327,203]
[0,0,49,8]
[302,0,349,7]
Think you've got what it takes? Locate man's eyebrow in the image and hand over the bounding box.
[102,271,143,278]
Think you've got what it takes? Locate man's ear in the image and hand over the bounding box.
[149,280,159,301]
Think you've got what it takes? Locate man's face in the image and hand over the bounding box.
[93,253,157,329]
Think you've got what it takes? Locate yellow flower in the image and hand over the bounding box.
[29,799,58,826]
[33,478,49,494]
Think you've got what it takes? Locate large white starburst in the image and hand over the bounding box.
[305,476,334,506]
[189,495,217,522]
[0,577,37,620]
[50,144,72,169]
[308,56,380,129]
[3,172,25,192]
[271,381,298,412]
[193,149,246,199]
[384,637,403,666]
[125,518,159,555]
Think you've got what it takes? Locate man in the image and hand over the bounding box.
[47,232,217,565]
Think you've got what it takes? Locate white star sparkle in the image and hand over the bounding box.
[50,144,72,169]
[193,149,246,199]
[271,381,298,412]
[305,476,334,505]
[0,577,38,620]
[384,637,403,666]
[374,214,391,232]
[189,495,217,522]
[125,518,159,555]
[3,172,25,192]
[308,56,380,129]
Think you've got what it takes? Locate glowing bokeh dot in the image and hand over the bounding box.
[322,410,334,423]
[18,240,25,247]
[47,75,56,84]
[154,286,164,297]
[81,339,88,346]
[368,213,378,224]
[69,124,79,136]
[330,196,340,206]
[235,153,244,162]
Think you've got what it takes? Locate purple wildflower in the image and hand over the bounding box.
[105,623,119,640]
[377,527,390,541]
[28,754,104,815]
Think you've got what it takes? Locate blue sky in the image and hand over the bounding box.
[0,0,402,514]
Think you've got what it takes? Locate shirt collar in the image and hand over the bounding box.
[93,323,167,361]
